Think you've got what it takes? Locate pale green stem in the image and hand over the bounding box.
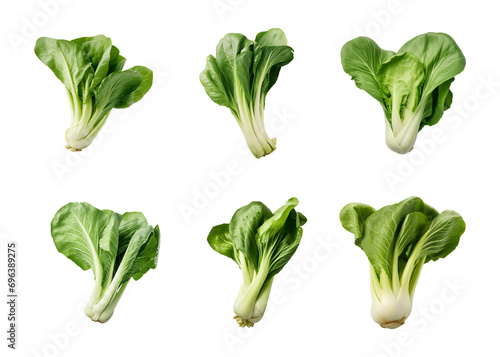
[95,281,129,323]
[234,257,270,321]
[84,271,103,318]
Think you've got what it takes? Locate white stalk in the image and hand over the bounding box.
[65,109,110,151]
[84,271,103,318]
[248,277,273,324]
[94,281,129,323]
[233,257,271,327]
[370,268,412,329]
[232,78,275,158]
[384,102,425,154]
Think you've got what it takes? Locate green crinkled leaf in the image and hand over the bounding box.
[200,55,232,108]
[252,28,293,94]
[252,45,294,99]
[207,224,239,264]
[255,28,288,46]
[297,212,307,226]
[340,197,465,278]
[357,197,427,275]
[254,198,306,281]
[35,37,93,97]
[116,212,149,256]
[50,202,120,286]
[107,45,126,74]
[130,226,160,281]
[256,197,299,244]
[116,217,160,282]
[339,203,376,245]
[422,78,454,127]
[377,52,425,127]
[341,36,395,115]
[415,210,466,262]
[229,201,273,269]
[398,33,466,99]
[72,35,113,91]
[93,69,142,114]
[115,225,153,284]
[394,212,428,262]
[208,198,306,280]
[128,65,154,104]
[265,209,304,281]
[215,33,254,99]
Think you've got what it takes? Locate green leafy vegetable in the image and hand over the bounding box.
[339,197,465,328]
[200,28,294,158]
[51,202,160,323]
[35,35,153,151]
[341,33,465,154]
[208,198,306,327]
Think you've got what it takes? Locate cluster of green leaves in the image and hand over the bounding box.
[341,33,466,154]
[200,28,294,158]
[51,202,160,323]
[340,197,465,328]
[208,198,306,327]
[35,35,153,151]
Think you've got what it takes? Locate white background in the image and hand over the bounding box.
[0,0,498,356]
